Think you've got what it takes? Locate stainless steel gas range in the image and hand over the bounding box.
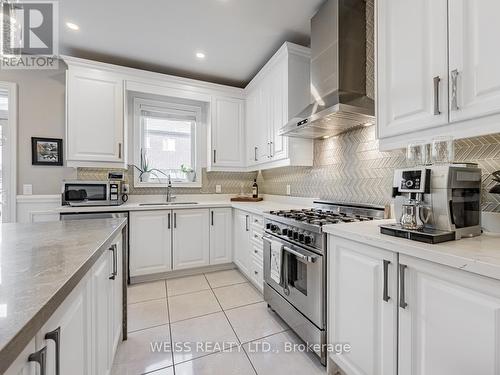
[263,201,388,365]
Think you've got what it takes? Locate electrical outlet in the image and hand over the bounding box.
[215,185,222,193]
[23,184,33,195]
[286,185,291,195]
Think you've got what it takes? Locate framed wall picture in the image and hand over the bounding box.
[31,137,63,166]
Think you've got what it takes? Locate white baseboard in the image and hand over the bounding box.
[16,195,61,223]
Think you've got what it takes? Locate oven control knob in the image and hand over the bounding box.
[287,229,294,238]
[304,235,313,245]
[266,223,272,230]
[298,233,305,242]
[282,228,288,236]
[293,231,299,240]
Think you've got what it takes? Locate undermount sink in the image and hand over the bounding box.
[139,202,198,206]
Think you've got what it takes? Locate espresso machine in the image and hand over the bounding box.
[380,164,482,243]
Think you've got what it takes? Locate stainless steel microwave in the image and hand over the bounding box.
[62,180,124,206]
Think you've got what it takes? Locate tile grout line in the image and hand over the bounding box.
[164,278,176,375]
[204,272,259,375]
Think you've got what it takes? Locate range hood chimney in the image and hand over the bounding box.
[280,0,375,139]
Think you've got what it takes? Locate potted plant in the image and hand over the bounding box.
[134,149,166,182]
[181,164,196,182]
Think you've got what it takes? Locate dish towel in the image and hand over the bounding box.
[270,239,283,284]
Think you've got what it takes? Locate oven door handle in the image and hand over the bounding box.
[283,246,317,263]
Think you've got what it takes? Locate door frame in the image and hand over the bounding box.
[0,81,17,222]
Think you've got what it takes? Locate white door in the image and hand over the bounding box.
[66,66,124,163]
[211,97,245,168]
[398,254,500,375]
[3,339,36,375]
[129,211,172,277]
[209,208,232,265]
[448,0,500,123]
[377,0,448,138]
[329,237,398,375]
[233,210,251,277]
[269,60,288,161]
[172,209,210,270]
[109,234,123,360]
[36,274,92,375]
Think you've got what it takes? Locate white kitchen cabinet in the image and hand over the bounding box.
[3,339,36,375]
[209,96,245,170]
[110,235,123,356]
[448,0,500,123]
[376,0,449,139]
[172,209,210,270]
[92,247,112,375]
[233,209,252,277]
[209,208,233,265]
[329,236,397,375]
[398,254,500,375]
[245,42,313,169]
[129,210,172,277]
[36,273,92,375]
[66,63,125,167]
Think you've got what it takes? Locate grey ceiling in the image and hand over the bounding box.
[59,0,324,87]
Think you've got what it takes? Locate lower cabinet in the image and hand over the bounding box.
[329,236,397,375]
[172,209,210,270]
[209,208,233,265]
[328,235,500,375]
[233,209,252,277]
[129,210,172,277]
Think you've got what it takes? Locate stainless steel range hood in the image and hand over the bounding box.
[280,0,375,139]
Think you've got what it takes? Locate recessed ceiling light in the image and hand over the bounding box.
[322,135,330,139]
[66,22,80,31]
[196,52,206,59]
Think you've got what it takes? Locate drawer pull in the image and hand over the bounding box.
[28,346,47,375]
[45,327,61,375]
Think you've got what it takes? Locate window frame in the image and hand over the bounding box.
[133,98,203,187]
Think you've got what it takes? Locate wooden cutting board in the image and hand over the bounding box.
[230,196,264,202]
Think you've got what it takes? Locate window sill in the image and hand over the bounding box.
[134,181,202,188]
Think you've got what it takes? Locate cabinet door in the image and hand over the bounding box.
[233,210,251,277]
[37,274,92,375]
[377,0,448,138]
[211,97,245,168]
[269,60,288,161]
[109,234,123,360]
[92,252,112,375]
[67,67,124,163]
[449,0,500,123]
[329,236,397,375]
[129,211,172,277]
[209,208,232,265]
[172,209,210,270]
[245,89,261,165]
[4,339,36,375]
[398,255,500,375]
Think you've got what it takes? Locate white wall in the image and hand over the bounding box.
[0,64,76,195]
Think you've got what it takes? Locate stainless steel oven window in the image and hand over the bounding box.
[286,253,308,295]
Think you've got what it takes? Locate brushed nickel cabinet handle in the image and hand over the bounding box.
[168,213,171,229]
[270,141,273,158]
[118,143,122,159]
[213,149,216,164]
[451,69,460,111]
[211,211,214,226]
[109,244,117,280]
[245,215,249,231]
[383,260,391,302]
[28,346,47,375]
[254,146,258,162]
[399,264,408,309]
[45,327,61,375]
[174,213,177,229]
[433,76,441,115]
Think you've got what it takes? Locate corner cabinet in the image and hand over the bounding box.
[376,0,500,150]
[245,42,313,170]
[208,96,246,171]
[65,59,126,168]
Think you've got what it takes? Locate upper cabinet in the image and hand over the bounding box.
[65,61,126,168]
[208,96,245,170]
[245,42,313,170]
[376,0,500,150]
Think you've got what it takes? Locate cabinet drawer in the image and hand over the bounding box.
[251,215,264,229]
[250,228,263,245]
[251,259,264,291]
[252,244,263,263]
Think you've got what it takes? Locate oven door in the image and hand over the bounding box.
[63,182,110,205]
[263,233,324,328]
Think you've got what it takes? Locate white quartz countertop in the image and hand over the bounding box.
[56,197,314,216]
[323,219,500,281]
[0,218,127,373]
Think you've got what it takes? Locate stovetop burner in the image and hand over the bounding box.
[268,208,374,226]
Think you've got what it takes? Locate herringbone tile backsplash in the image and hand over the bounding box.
[256,127,500,212]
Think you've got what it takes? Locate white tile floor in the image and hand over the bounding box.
[114,269,326,375]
